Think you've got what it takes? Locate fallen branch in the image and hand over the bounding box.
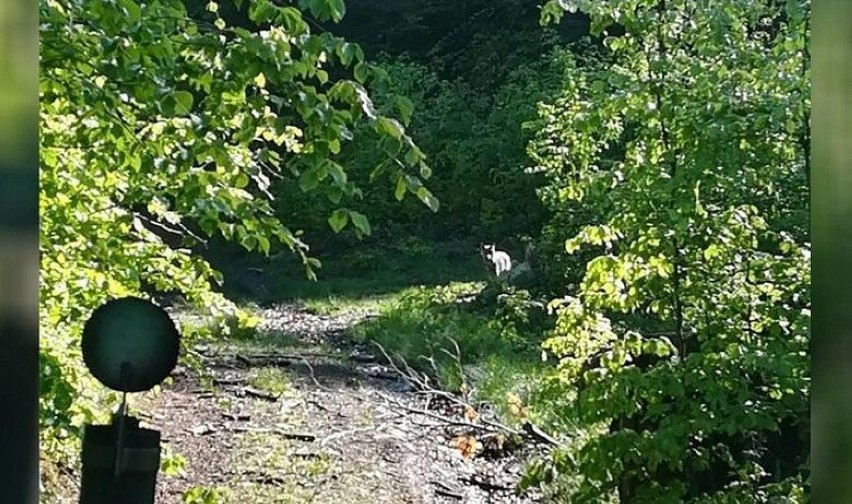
[521,421,560,447]
[243,387,280,402]
[272,429,316,442]
[307,397,350,418]
[292,450,321,459]
[241,351,344,360]
[459,476,512,492]
[420,355,443,386]
[374,390,519,436]
[236,353,296,367]
[360,366,400,381]
[208,360,243,371]
[253,475,287,486]
[243,427,317,442]
[399,353,431,389]
[349,352,377,363]
[435,487,464,500]
[372,341,429,391]
[221,412,251,421]
[409,417,452,431]
[213,377,247,386]
[439,338,468,400]
[372,343,563,448]
[368,354,522,437]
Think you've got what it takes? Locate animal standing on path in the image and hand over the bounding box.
[480,243,513,277]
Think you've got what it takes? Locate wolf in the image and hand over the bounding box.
[480,243,513,277]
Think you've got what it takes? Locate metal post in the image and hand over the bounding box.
[79,413,161,504]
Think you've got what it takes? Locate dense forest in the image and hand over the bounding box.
[40,0,810,502]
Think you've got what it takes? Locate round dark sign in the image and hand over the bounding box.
[82,297,180,392]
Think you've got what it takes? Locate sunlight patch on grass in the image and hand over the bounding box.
[182,485,231,504]
[221,430,334,504]
[247,366,291,396]
[302,291,406,316]
[352,281,555,427]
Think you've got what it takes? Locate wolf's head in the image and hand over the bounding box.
[480,243,496,260]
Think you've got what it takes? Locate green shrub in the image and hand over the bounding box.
[354,282,555,423]
[528,0,811,500]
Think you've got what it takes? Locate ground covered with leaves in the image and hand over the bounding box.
[134,303,553,503]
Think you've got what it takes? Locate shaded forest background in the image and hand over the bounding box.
[206,0,589,295]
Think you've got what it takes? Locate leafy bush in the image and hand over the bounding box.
[40,0,430,479]
[526,0,811,501]
[354,282,554,427]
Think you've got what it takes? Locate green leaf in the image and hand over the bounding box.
[326,161,347,186]
[328,138,341,154]
[300,0,345,22]
[337,42,357,66]
[394,176,406,201]
[376,117,403,139]
[241,235,258,251]
[415,187,439,212]
[540,0,566,25]
[118,0,141,25]
[173,91,194,114]
[328,80,355,102]
[328,0,345,21]
[299,166,322,191]
[404,145,424,166]
[278,6,306,31]
[326,185,343,204]
[703,244,722,261]
[349,211,371,236]
[258,235,270,255]
[328,209,348,233]
[396,96,414,126]
[354,62,369,83]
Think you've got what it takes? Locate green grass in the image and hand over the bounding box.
[301,292,403,316]
[218,238,488,306]
[350,281,554,427]
[247,366,291,396]
[214,430,333,504]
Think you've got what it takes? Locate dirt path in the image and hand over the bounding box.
[140,304,548,503]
